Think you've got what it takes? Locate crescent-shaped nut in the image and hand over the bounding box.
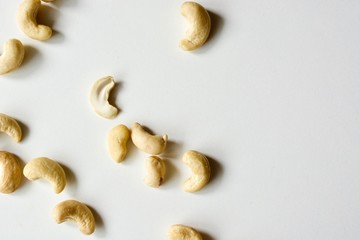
[180,1,211,51]
[107,124,130,163]
[182,150,210,192]
[89,76,118,119]
[52,200,95,235]
[0,151,22,194]
[167,224,203,240]
[0,39,25,75]
[144,156,166,188]
[0,113,22,142]
[17,0,52,41]
[23,157,66,193]
[131,122,168,155]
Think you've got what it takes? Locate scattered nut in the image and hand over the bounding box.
[23,157,66,193]
[180,1,211,51]
[0,39,25,75]
[167,224,203,240]
[89,76,118,119]
[108,124,130,163]
[0,151,22,194]
[0,113,22,142]
[52,200,96,235]
[17,0,52,41]
[182,150,210,192]
[144,156,166,188]
[131,122,168,155]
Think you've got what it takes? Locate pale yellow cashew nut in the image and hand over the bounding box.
[107,124,130,163]
[53,200,96,235]
[23,157,66,193]
[182,150,210,192]
[131,122,168,155]
[0,39,25,75]
[180,2,211,51]
[0,113,22,142]
[167,224,203,240]
[144,156,166,188]
[0,151,22,194]
[17,0,52,41]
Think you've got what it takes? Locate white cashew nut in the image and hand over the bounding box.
[182,150,210,192]
[53,200,96,235]
[89,76,118,119]
[0,151,22,194]
[180,2,211,51]
[0,113,22,142]
[23,157,66,193]
[0,39,25,75]
[144,156,166,188]
[17,0,52,41]
[108,124,130,163]
[131,122,168,155]
[167,224,203,240]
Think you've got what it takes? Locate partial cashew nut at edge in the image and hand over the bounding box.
[182,150,210,192]
[0,113,23,142]
[180,1,211,51]
[17,0,52,41]
[144,156,166,188]
[0,151,22,194]
[23,157,66,193]
[167,224,203,240]
[0,39,25,75]
[107,124,130,163]
[131,122,168,155]
[53,200,96,235]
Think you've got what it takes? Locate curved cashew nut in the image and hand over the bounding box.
[180,2,211,51]
[131,122,168,155]
[23,157,66,193]
[0,151,22,194]
[0,39,25,75]
[89,76,118,119]
[182,150,210,192]
[53,200,95,235]
[0,113,22,142]
[144,156,166,188]
[167,224,203,240]
[108,124,130,163]
[17,0,52,41]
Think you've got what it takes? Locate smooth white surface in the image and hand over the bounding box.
[1,0,360,239]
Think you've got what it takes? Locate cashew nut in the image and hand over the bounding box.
[0,39,25,75]
[108,124,130,163]
[52,200,95,235]
[131,122,168,155]
[17,0,52,41]
[89,76,118,119]
[167,224,203,240]
[0,113,22,142]
[0,151,22,194]
[182,150,210,192]
[180,2,211,51]
[23,157,66,193]
[144,156,166,188]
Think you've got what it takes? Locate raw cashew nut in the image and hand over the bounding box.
[53,200,96,235]
[131,122,168,155]
[0,113,22,142]
[167,224,203,240]
[180,2,211,51]
[89,76,118,119]
[23,157,66,193]
[0,151,22,194]
[107,124,130,163]
[144,156,166,188]
[0,39,25,75]
[182,150,210,192]
[17,0,52,41]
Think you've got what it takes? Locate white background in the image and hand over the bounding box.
[0,0,360,239]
